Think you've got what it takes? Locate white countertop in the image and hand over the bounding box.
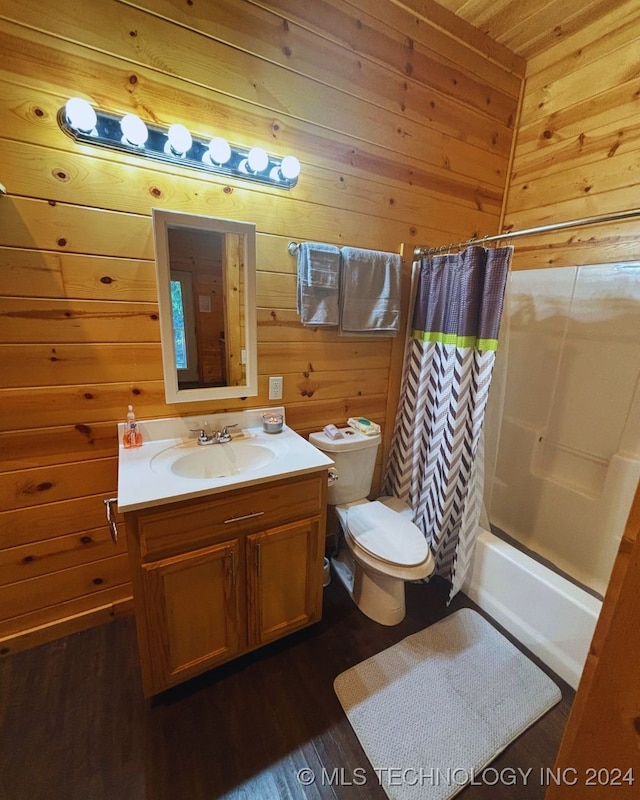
[116,407,334,512]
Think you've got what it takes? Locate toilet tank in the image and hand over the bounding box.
[308,428,381,505]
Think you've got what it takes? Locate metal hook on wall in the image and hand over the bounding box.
[287,241,300,255]
[103,497,119,544]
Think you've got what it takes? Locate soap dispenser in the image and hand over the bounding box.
[123,404,143,448]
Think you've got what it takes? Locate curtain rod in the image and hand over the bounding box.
[413,207,640,259]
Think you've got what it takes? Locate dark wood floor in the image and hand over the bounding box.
[0,575,573,800]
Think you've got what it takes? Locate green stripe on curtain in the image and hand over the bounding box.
[411,329,500,351]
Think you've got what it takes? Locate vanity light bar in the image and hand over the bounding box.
[57,97,301,189]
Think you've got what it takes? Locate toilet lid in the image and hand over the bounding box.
[346,501,429,566]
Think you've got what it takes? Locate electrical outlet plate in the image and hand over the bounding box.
[269,376,283,400]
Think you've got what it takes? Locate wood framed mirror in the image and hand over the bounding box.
[152,209,257,403]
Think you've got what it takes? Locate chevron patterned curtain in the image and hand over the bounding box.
[384,245,512,601]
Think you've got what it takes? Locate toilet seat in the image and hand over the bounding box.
[346,500,429,567]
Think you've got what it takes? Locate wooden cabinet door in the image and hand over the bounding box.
[138,539,240,695]
[246,518,323,647]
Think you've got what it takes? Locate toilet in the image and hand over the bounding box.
[309,427,434,625]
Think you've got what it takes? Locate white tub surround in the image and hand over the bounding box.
[490,264,640,596]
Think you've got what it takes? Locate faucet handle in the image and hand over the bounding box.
[219,423,238,442]
[190,428,209,443]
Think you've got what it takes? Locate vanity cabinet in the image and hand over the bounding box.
[124,471,327,696]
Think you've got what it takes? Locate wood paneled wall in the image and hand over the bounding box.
[502,0,640,269]
[0,0,522,653]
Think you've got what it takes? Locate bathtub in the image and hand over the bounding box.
[463,528,602,689]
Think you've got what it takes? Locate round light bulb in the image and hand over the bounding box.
[280,155,300,180]
[207,137,231,165]
[166,124,192,156]
[247,146,269,173]
[120,114,148,147]
[65,97,97,133]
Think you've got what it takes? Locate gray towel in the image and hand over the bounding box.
[339,247,401,336]
[297,242,341,326]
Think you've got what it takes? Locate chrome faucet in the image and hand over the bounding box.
[191,424,237,445]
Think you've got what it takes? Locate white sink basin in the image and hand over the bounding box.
[151,440,276,479]
[116,409,335,512]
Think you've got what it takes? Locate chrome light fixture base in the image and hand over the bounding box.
[57,99,300,189]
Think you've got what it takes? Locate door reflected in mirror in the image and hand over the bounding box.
[152,210,257,403]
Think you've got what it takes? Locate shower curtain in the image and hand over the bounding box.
[384,245,512,600]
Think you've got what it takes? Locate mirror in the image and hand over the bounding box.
[152,209,257,403]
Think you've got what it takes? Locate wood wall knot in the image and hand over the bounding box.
[23,481,54,495]
[74,423,93,440]
[297,374,319,398]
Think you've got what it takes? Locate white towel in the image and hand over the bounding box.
[339,247,401,336]
[297,242,341,326]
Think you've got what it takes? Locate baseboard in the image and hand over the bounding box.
[0,596,133,657]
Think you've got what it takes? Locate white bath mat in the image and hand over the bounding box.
[334,608,561,800]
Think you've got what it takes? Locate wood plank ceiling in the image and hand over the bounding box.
[429,0,633,59]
